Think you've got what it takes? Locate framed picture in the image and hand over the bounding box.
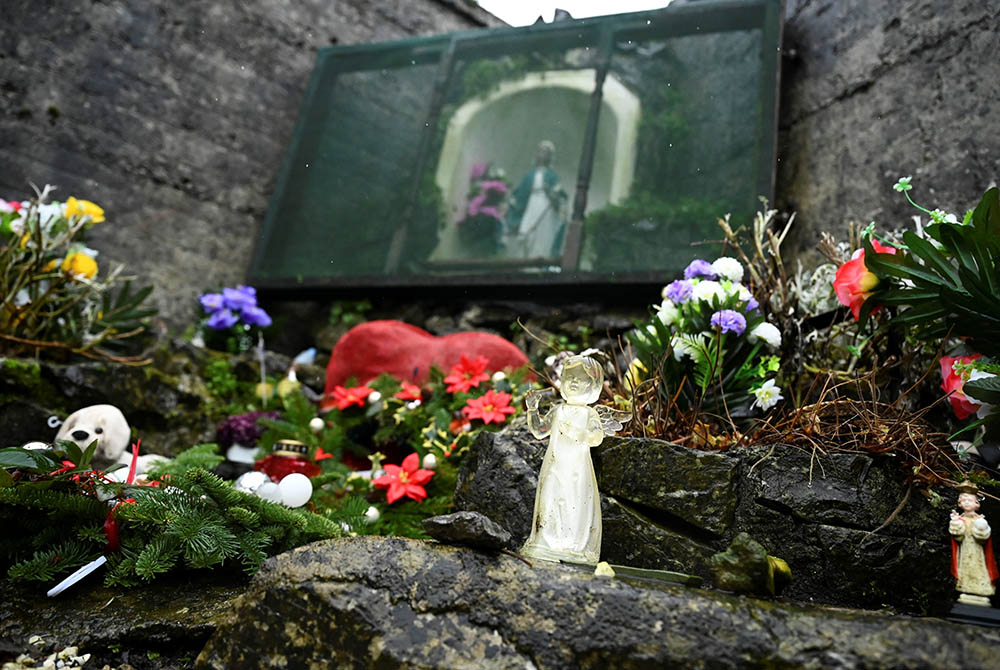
[249,0,784,289]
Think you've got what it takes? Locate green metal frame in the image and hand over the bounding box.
[249,0,784,290]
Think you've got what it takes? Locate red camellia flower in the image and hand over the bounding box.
[393,382,423,401]
[833,240,897,321]
[462,389,516,424]
[940,354,983,420]
[324,385,374,411]
[444,355,491,393]
[373,452,434,504]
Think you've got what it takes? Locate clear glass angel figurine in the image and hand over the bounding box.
[521,355,630,563]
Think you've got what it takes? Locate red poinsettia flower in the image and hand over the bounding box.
[324,385,374,411]
[393,382,423,401]
[462,389,516,424]
[941,354,983,420]
[444,354,491,393]
[373,452,434,504]
[833,240,897,321]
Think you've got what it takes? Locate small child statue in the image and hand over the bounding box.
[949,480,999,606]
[521,355,630,564]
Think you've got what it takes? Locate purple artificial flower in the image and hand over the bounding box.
[710,309,747,336]
[216,410,281,448]
[206,308,239,330]
[480,180,509,195]
[664,279,694,304]
[683,259,717,280]
[477,206,502,220]
[223,285,257,311]
[744,296,760,313]
[467,193,487,218]
[469,162,488,181]
[241,305,272,327]
[200,292,224,313]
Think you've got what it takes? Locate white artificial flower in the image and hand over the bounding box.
[711,257,744,283]
[364,506,381,524]
[656,299,679,326]
[36,202,64,229]
[749,322,781,349]
[751,379,784,411]
[421,453,438,471]
[737,285,753,302]
[368,391,382,403]
[491,370,506,383]
[691,280,726,305]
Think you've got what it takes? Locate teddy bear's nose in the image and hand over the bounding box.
[71,430,90,441]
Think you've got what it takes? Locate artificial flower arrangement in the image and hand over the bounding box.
[833,179,1000,445]
[458,161,510,256]
[195,284,273,353]
[627,256,784,425]
[0,186,155,362]
[247,353,535,537]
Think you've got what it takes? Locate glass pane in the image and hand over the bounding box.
[581,23,766,274]
[418,30,600,272]
[255,52,441,281]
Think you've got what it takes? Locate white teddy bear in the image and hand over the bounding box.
[52,404,165,478]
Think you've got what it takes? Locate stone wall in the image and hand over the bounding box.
[0,0,500,327]
[776,0,1000,256]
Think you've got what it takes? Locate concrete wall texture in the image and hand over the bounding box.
[1,0,997,326]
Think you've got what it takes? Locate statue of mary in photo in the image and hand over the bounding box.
[505,140,568,259]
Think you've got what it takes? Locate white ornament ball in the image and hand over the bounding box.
[234,470,270,494]
[278,473,313,508]
[364,506,381,525]
[309,417,325,433]
[368,391,382,403]
[421,453,438,471]
[256,481,283,503]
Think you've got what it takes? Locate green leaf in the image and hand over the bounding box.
[971,187,1000,236]
[966,375,1000,406]
[901,230,960,285]
[0,447,60,472]
[80,439,99,469]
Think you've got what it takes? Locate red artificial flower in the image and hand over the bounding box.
[444,355,491,393]
[324,385,374,411]
[373,452,434,504]
[461,389,516,425]
[833,240,897,321]
[393,382,423,401]
[941,354,983,420]
[314,447,334,461]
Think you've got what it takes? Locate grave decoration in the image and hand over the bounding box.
[0,186,155,363]
[949,480,998,607]
[521,354,629,564]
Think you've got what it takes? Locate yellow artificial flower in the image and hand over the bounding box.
[61,252,98,279]
[64,197,105,224]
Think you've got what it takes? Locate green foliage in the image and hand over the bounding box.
[861,186,1000,357]
[203,358,240,399]
[329,300,372,328]
[145,443,225,480]
[583,194,726,272]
